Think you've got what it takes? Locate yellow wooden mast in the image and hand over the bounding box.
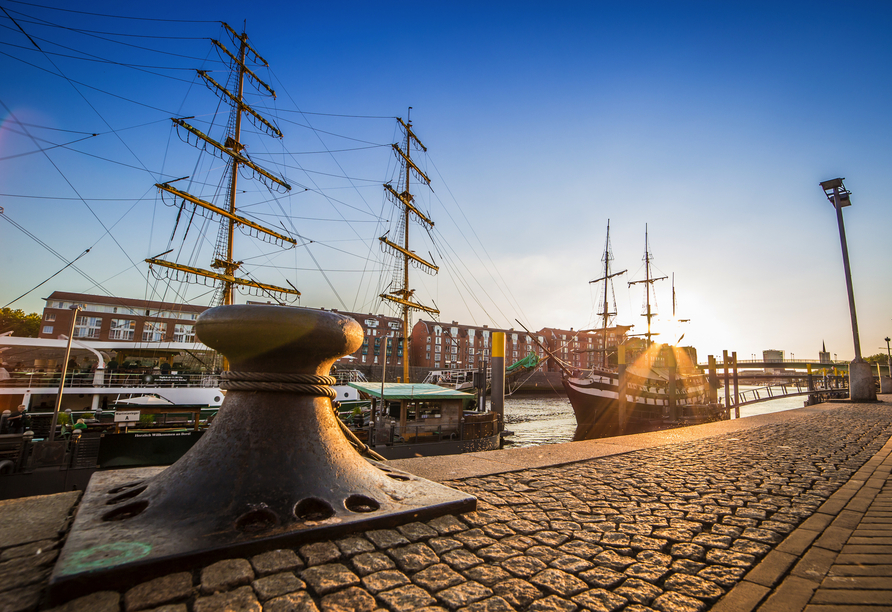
[379,116,438,382]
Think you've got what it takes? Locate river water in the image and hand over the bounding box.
[502,386,812,448]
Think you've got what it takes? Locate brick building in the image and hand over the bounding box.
[322,310,404,368]
[410,320,548,370]
[39,291,207,344]
[538,325,634,372]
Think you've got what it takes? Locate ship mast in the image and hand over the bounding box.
[588,220,626,367]
[628,224,667,347]
[380,113,439,382]
[146,23,298,306]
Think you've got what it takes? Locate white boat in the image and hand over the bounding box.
[0,336,223,419]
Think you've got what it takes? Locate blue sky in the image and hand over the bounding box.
[2,1,891,363]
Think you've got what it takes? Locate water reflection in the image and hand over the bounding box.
[502,386,812,448]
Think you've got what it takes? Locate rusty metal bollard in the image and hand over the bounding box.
[51,306,475,600]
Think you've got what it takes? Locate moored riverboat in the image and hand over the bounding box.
[346,382,501,459]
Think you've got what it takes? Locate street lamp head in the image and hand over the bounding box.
[886,337,891,343]
[820,178,852,208]
[819,178,844,191]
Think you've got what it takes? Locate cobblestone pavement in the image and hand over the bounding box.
[9,402,892,612]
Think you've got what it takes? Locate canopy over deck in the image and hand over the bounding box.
[0,336,211,364]
[348,382,474,401]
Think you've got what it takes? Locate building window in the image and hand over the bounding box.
[74,316,102,339]
[142,321,167,342]
[42,325,53,335]
[173,324,195,343]
[45,313,56,322]
[109,319,136,341]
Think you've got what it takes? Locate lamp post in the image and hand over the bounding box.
[883,337,892,393]
[820,178,875,400]
[49,304,81,442]
[885,337,891,374]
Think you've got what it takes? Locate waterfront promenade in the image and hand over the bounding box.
[2,398,891,612]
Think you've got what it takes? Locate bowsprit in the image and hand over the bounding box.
[49,305,475,601]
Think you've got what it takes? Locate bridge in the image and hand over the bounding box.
[696,358,891,376]
[689,355,858,414]
[716,378,849,410]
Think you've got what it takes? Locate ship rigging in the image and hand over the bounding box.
[145,23,299,308]
[379,114,439,382]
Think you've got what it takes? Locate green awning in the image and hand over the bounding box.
[347,382,474,401]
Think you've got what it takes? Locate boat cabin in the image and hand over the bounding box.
[347,382,475,441]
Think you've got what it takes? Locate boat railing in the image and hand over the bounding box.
[0,371,221,389]
[0,430,102,477]
[422,368,483,387]
[331,369,369,385]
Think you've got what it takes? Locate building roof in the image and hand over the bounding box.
[347,382,474,401]
[45,291,207,313]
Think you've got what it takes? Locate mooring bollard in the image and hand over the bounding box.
[51,305,475,601]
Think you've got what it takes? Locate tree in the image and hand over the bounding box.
[865,352,890,364]
[0,308,42,337]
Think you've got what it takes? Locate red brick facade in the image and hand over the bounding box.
[39,291,207,343]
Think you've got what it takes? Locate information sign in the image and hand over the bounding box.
[114,410,141,423]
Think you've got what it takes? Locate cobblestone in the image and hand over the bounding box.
[200,559,254,594]
[376,584,436,611]
[491,578,542,608]
[614,577,662,604]
[361,569,410,594]
[462,564,511,587]
[251,572,304,601]
[435,580,492,609]
[250,549,304,577]
[124,572,193,611]
[193,585,260,612]
[412,563,465,591]
[319,586,376,612]
[26,403,892,612]
[390,542,440,572]
[351,551,396,576]
[301,563,359,595]
[299,542,341,566]
[334,536,375,556]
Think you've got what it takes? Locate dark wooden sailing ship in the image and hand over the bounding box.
[558,225,718,439]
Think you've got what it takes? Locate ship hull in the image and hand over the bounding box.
[563,370,717,440]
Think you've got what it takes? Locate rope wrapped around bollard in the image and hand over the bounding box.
[221,371,337,398]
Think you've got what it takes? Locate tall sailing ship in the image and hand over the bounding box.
[560,224,716,439]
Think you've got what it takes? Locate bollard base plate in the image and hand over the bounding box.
[50,462,475,603]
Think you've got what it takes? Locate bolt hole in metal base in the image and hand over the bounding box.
[102,500,149,522]
[345,494,380,513]
[294,498,335,521]
[106,486,148,505]
[107,481,145,495]
[236,507,279,533]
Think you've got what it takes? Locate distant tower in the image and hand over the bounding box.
[819,341,831,364]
